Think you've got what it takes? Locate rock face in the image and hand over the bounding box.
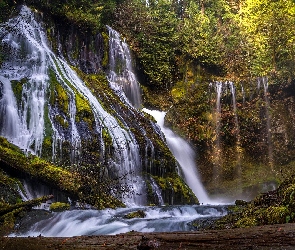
[166,77,295,200]
[0,5,197,207]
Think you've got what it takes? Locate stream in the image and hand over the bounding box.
[11,205,228,237]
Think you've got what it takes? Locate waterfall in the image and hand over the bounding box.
[143,109,211,204]
[261,77,273,170]
[0,12,48,155]
[213,81,223,183]
[229,82,242,187]
[0,6,145,206]
[107,26,141,109]
[149,176,164,206]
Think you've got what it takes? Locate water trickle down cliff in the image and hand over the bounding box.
[0,6,196,206]
[206,78,285,199]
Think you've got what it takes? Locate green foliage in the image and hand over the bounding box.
[3,0,295,84]
[23,0,121,33]
[115,0,179,89]
[0,0,16,23]
[240,0,295,79]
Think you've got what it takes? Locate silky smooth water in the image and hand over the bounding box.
[11,205,227,237]
[142,109,213,205]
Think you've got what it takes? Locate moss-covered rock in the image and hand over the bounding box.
[124,210,146,219]
[198,174,295,230]
[0,137,124,210]
[0,195,54,236]
[153,173,199,205]
[49,202,70,212]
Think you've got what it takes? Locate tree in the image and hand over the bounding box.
[115,0,179,89]
[240,0,295,79]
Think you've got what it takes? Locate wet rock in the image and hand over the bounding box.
[124,210,146,219]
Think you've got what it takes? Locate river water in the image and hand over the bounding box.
[12,205,228,237]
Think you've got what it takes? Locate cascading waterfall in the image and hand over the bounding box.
[0,6,146,206]
[0,12,48,155]
[0,76,25,148]
[149,177,164,206]
[107,26,141,109]
[143,109,211,205]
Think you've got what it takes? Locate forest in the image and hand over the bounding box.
[2,0,295,84]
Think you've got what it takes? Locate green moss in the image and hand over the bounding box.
[41,137,52,160]
[72,68,127,130]
[55,114,69,129]
[235,216,257,228]
[55,82,69,114]
[102,128,112,146]
[0,137,123,209]
[49,69,69,115]
[49,202,70,211]
[75,92,93,128]
[101,31,109,68]
[283,184,295,208]
[10,78,27,107]
[265,206,290,224]
[124,210,146,219]
[0,170,22,205]
[153,173,199,204]
[0,207,24,236]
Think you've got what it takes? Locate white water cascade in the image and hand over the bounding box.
[143,109,211,204]
[11,205,227,236]
[0,6,145,206]
[107,26,141,109]
[0,12,48,155]
[213,81,223,183]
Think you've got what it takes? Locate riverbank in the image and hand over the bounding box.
[1,223,295,249]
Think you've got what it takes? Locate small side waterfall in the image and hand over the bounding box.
[149,177,164,206]
[213,81,223,183]
[107,26,141,109]
[143,109,211,204]
[261,77,274,170]
[229,81,242,189]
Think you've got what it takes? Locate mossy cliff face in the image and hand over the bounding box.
[75,70,198,205]
[0,6,196,207]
